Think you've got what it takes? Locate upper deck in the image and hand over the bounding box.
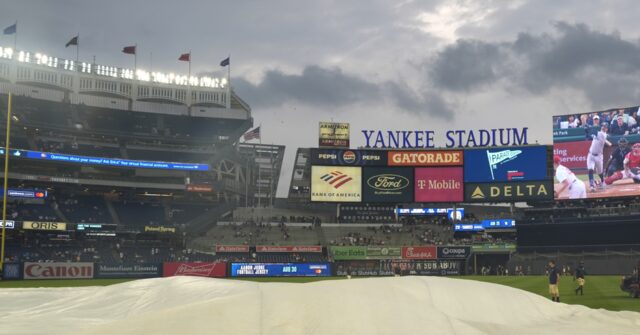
[0,46,250,120]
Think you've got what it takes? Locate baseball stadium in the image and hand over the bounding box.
[1,8,640,335]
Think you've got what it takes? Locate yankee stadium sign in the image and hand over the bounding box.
[361,128,528,149]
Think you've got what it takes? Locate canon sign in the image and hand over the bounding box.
[437,246,471,259]
[23,262,94,279]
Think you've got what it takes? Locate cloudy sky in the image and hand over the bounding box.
[3,0,640,196]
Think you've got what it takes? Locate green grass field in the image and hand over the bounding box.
[1,276,637,312]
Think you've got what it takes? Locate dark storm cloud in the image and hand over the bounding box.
[428,22,640,107]
[430,39,505,91]
[233,66,454,119]
[234,66,379,108]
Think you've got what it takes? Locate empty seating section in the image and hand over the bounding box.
[8,203,59,221]
[113,202,165,226]
[58,195,111,223]
[169,204,210,224]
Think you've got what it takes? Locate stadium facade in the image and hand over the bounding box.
[0,44,285,269]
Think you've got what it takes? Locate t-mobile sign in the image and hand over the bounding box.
[414,167,464,202]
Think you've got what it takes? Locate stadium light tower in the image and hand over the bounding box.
[0,93,11,276]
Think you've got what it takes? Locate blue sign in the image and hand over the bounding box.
[482,219,516,229]
[2,263,21,279]
[454,219,516,232]
[463,146,548,182]
[2,149,209,171]
[454,224,484,232]
[1,188,47,199]
[230,263,332,277]
[397,208,464,219]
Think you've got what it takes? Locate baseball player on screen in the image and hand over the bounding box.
[604,143,640,186]
[554,155,587,199]
[585,116,611,192]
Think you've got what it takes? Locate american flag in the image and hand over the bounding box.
[243,126,261,141]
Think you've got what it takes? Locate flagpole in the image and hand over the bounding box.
[257,124,262,208]
[76,33,79,63]
[13,21,17,50]
[0,93,13,275]
[226,53,231,109]
[134,44,137,72]
[188,50,191,80]
[187,50,192,112]
[270,142,274,207]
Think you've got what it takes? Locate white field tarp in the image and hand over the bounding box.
[0,276,639,335]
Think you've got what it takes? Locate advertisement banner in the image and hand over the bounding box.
[2,263,21,279]
[230,263,332,277]
[380,260,463,276]
[22,221,67,231]
[334,260,462,276]
[319,122,350,148]
[0,220,15,229]
[366,246,402,259]
[362,167,413,203]
[552,141,590,170]
[215,245,250,253]
[414,167,464,202]
[95,263,162,279]
[463,146,549,182]
[255,246,323,253]
[186,184,213,193]
[23,262,94,279]
[437,246,471,259]
[331,246,368,260]
[14,149,210,171]
[401,246,437,260]
[454,223,485,232]
[464,180,553,202]
[482,219,516,229]
[334,260,383,276]
[143,226,176,233]
[311,166,362,202]
[309,149,387,166]
[472,244,517,252]
[388,150,463,166]
[1,188,47,199]
[162,262,227,277]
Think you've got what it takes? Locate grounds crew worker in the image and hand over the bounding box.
[548,260,561,302]
[574,261,586,295]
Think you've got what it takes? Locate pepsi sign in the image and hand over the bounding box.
[310,149,387,166]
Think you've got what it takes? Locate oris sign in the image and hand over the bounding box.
[23,262,94,279]
[437,246,471,259]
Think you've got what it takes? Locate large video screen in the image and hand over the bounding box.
[553,106,640,199]
[463,146,548,182]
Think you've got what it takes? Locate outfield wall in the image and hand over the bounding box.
[1,260,467,280]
